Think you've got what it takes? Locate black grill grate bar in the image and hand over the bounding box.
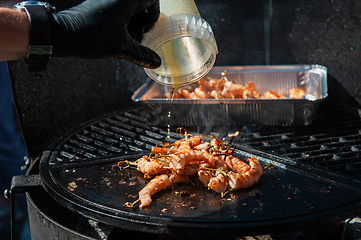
[113,115,131,123]
[316,155,361,167]
[90,125,115,137]
[82,129,122,145]
[67,138,118,157]
[113,110,181,141]
[107,115,166,141]
[290,155,361,182]
[144,130,165,140]
[106,118,134,131]
[84,152,98,158]
[238,132,361,153]
[123,110,152,125]
[285,146,349,161]
[291,149,360,163]
[238,133,298,143]
[62,145,85,159]
[58,150,77,160]
[271,138,361,156]
[75,134,93,143]
[115,133,134,144]
[128,145,146,152]
[92,140,123,153]
[82,129,129,149]
[139,135,165,145]
[283,145,359,159]
[55,111,170,163]
[68,139,98,152]
[108,125,137,138]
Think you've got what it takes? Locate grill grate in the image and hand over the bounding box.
[53,104,361,185]
[54,109,182,163]
[38,103,361,236]
[232,104,361,183]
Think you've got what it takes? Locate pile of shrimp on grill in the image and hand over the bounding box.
[118,128,263,209]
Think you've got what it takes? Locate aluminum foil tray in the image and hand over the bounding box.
[132,65,328,126]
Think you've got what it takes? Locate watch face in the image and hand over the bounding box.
[15,1,42,9]
[20,1,45,6]
[15,1,54,12]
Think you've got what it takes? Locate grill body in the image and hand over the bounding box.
[20,104,361,239]
[27,191,94,240]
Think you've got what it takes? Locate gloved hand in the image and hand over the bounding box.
[49,0,161,69]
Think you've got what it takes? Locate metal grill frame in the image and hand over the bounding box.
[34,104,361,237]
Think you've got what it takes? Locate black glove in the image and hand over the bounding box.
[49,0,161,69]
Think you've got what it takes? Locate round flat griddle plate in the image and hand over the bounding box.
[39,151,361,237]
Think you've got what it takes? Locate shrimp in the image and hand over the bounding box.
[209,137,221,152]
[169,172,189,183]
[151,147,170,154]
[167,85,195,99]
[225,155,251,174]
[221,81,249,99]
[263,90,286,99]
[198,170,212,187]
[171,150,207,169]
[194,142,209,151]
[194,87,212,99]
[246,82,261,99]
[177,136,202,153]
[203,151,227,170]
[172,163,200,177]
[173,89,199,99]
[240,88,254,99]
[198,153,228,193]
[228,157,263,190]
[289,88,306,99]
[208,172,228,193]
[208,78,225,92]
[120,128,264,209]
[210,90,223,99]
[197,77,212,91]
[151,142,173,155]
[169,159,200,183]
[139,174,173,208]
[208,137,234,157]
[137,156,169,175]
[198,169,228,193]
[163,72,303,100]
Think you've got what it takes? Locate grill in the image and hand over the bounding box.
[51,104,361,188]
[12,102,361,239]
[6,0,361,239]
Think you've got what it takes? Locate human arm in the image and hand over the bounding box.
[0,7,29,61]
[0,0,161,69]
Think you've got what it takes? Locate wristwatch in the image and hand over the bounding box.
[13,1,56,72]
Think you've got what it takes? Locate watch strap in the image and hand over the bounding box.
[22,4,53,72]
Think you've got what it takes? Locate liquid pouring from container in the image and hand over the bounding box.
[142,0,218,87]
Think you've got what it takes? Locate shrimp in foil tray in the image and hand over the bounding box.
[164,71,306,100]
[118,128,263,209]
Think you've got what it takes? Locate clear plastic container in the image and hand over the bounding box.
[141,0,218,87]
